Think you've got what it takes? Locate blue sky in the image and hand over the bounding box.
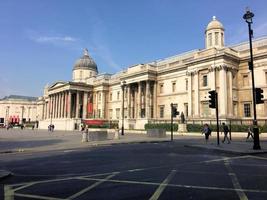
[0,0,266,98]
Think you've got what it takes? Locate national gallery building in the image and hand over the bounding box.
[1,17,267,130]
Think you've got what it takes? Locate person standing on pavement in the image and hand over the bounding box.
[202,124,211,144]
[246,125,254,141]
[221,123,230,144]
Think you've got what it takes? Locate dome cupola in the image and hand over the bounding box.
[205,16,225,49]
[72,49,98,83]
[73,48,98,72]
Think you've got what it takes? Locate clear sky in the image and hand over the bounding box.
[0,0,266,98]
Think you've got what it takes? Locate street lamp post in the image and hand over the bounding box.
[243,8,261,150]
[121,80,126,136]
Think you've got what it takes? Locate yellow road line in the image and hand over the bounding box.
[224,160,248,200]
[149,170,176,200]
[68,172,119,200]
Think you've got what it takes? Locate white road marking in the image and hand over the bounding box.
[149,170,176,200]
[15,193,65,200]
[68,172,119,199]
[4,185,14,200]
[84,176,267,193]
[224,160,248,200]
[248,155,267,160]
[204,155,250,164]
[13,183,35,192]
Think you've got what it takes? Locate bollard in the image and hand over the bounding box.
[82,132,88,142]
[114,129,120,140]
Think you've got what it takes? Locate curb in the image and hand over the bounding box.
[0,139,171,155]
[184,144,267,155]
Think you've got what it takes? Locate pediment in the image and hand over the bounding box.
[49,81,67,89]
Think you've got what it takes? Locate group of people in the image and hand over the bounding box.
[202,123,255,143]
[48,124,55,132]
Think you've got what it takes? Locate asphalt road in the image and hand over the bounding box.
[1,141,267,200]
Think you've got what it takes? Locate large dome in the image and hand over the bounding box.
[73,49,98,72]
[206,16,224,31]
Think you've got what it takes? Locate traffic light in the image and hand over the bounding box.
[171,103,179,117]
[208,90,216,108]
[255,88,264,104]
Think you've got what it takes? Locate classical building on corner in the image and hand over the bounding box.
[1,16,267,130]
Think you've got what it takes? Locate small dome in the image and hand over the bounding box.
[73,48,98,72]
[206,16,224,31]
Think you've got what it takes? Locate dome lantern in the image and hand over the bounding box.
[205,16,225,49]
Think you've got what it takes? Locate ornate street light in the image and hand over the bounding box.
[243,8,261,150]
[121,80,126,135]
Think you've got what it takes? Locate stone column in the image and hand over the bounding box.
[194,71,199,117]
[60,92,64,118]
[127,85,131,119]
[57,93,60,118]
[67,91,72,118]
[55,94,59,118]
[228,70,233,116]
[76,91,80,118]
[64,92,67,118]
[136,82,141,118]
[102,91,106,118]
[54,94,57,118]
[153,81,157,119]
[83,92,88,119]
[146,81,150,118]
[95,92,98,118]
[48,96,51,119]
[219,66,227,117]
[187,74,193,117]
[52,94,55,118]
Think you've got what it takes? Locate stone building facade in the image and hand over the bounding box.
[0,95,38,126]
[1,16,266,130]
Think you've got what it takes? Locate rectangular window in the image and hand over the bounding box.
[215,32,219,45]
[116,108,120,119]
[159,83,164,93]
[244,103,251,117]
[159,105,164,118]
[203,75,208,87]
[243,74,249,87]
[109,109,113,119]
[109,93,112,101]
[221,33,224,46]
[172,82,176,92]
[265,72,267,84]
[117,92,120,100]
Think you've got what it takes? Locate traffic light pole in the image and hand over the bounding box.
[245,12,261,150]
[170,103,174,141]
[208,90,219,145]
[215,93,220,146]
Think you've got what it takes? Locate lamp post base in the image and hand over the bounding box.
[253,127,261,150]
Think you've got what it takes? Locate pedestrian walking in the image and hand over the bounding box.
[221,123,230,144]
[246,125,254,141]
[202,124,211,144]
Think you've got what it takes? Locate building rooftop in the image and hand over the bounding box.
[1,95,38,101]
